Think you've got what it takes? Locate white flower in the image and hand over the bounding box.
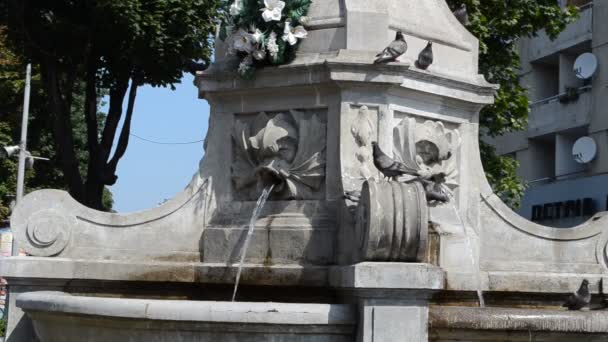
[252,48,266,61]
[251,28,264,44]
[238,55,253,74]
[282,21,307,46]
[267,31,279,58]
[261,0,285,22]
[229,0,243,16]
[299,16,310,25]
[233,29,255,53]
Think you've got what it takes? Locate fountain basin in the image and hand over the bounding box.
[17,292,356,342]
[429,306,608,341]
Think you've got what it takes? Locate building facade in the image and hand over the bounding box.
[490,0,608,227]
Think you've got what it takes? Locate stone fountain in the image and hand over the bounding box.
[3,1,608,341]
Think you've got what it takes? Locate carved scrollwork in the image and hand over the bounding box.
[232,110,326,200]
[24,209,75,257]
[351,106,375,180]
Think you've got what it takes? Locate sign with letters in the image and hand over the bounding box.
[531,197,600,222]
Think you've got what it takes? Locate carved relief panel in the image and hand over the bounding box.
[231,110,327,201]
[392,116,461,192]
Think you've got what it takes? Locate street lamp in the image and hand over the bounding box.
[0,146,20,159]
[0,146,48,168]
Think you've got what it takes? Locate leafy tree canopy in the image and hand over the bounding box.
[445,0,578,207]
[0,27,112,222]
[0,0,219,209]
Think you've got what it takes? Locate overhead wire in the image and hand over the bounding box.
[129,133,204,145]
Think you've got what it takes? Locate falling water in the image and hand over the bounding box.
[231,184,275,302]
[448,194,485,308]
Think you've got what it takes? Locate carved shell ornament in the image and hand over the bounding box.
[232,110,326,200]
[393,118,461,189]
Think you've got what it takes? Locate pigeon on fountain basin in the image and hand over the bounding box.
[374,31,408,64]
[563,279,591,311]
[371,142,418,180]
[416,41,434,70]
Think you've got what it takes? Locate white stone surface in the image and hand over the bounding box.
[4,1,608,341]
[17,292,356,342]
[330,262,444,290]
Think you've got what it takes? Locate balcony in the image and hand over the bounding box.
[521,4,593,63]
[528,87,591,137]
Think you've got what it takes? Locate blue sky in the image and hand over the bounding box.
[109,74,209,213]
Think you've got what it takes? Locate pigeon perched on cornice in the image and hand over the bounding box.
[416,41,434,70]
[563,279,591,311]
[371,142,418,180]
[373,31,408,64]
[453,4,469,26]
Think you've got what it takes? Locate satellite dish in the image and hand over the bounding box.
[572,136,597,164]
[573,53,598,79]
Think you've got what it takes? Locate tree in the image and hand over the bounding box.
[0,27,113,221]
[445,0,578,207]
[0,0,219,210]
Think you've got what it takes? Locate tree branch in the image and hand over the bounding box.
[108,79,139,172]
[41,60,85,200]
[84,59,99,153]
[99,77,129,162]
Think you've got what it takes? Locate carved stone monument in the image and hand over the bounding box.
[3,1,608,341]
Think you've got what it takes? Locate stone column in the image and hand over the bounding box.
[330,262,444,342]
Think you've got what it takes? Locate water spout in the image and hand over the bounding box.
[450,199,485,308]
[231,184,275,302]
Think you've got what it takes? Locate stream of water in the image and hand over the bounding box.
[448,194,485,308]
[231,184,275,302]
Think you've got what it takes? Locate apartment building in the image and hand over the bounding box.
[489,0,608,227]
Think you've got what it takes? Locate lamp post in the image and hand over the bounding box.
[16,64,32,204]
[0,64,50,256]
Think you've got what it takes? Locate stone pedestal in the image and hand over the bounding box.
[330,263,444,342]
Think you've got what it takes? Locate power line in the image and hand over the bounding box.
[129,133,204,145]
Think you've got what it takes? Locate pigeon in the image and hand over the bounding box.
[374,31,408,64]
[371,142,418,180]
[418,172,450,203]
[563,279,591,311]
[416,41,434,70]
[453,4,469,26]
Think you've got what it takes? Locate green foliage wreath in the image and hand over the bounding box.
[219,0,312,78]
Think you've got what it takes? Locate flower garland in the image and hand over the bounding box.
[219,0,312,79]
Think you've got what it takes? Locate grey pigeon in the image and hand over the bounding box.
[416,41,434,70]
[453,4,469,26]
[418,172,450,203]
[563,279,591,311]
[371,142,418,180]
[374,31,407,64]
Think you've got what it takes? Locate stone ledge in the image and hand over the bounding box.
[17,291,356,326]
[429,306,608,333]
[1,257,329,286]
[447,270,608,294]
[197,50,497,103]
[329,262,445,291]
